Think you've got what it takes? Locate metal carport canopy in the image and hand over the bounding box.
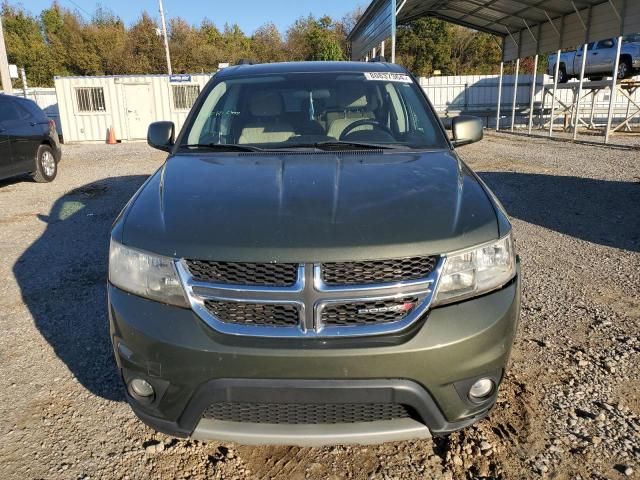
[348,0,640,62]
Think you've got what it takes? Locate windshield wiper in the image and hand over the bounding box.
[179,143,265,152]
[277,141,396,151]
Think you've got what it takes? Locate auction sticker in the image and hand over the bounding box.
[364,72,412,83]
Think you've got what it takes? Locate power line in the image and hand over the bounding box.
[65,0,92,19]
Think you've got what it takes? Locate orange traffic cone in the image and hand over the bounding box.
[107,126,117,144]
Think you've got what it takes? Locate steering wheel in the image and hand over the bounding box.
[339,119,394,140]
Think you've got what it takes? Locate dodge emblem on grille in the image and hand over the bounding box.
[358,302,415,315]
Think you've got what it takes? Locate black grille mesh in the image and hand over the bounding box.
[321,296,420,326]
[204,301,299,326]
[185,260,298,287]
[202,402,412,424]
[321,257,438,286]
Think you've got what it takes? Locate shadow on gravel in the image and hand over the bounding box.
[480,172,640,252]
[13,175,148,401]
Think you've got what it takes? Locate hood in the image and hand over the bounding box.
[118,150,500,262]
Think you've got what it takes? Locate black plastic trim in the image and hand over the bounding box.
[127,378,494,438]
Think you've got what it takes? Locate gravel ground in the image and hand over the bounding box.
[0,133,638,479]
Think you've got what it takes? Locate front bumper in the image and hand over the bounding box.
[109,267,520,445]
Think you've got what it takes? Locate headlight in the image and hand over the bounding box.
[434,234,516,306]
[109,240,188,307]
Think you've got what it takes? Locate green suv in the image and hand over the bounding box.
[108,61,520,446]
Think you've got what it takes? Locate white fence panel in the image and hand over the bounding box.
[419,74,640,129]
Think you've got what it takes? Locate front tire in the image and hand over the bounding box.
[558,66,569,83]
[618,58,632,80]
[31,145,57,183]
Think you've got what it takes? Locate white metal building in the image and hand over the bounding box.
[53,73,213,143]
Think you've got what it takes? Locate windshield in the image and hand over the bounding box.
[181,71,448,150]
[624,34,640,43]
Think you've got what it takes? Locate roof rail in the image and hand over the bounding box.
[369,56,387,63]
[236,59,256,65]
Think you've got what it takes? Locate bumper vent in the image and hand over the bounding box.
[202,402,412,424]
[321,257,438,286]
[204,300,299,327]
[321,296,420,326]
[185,260,298,287]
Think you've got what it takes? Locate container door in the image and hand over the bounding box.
[123,84,153,140]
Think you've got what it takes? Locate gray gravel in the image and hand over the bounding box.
[0,134,638,479]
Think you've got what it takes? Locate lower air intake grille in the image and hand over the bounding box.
[321,257,438,286]
[185,260,298,287]
[321,296,420,326]
[202,402,412,424]
[204,301,299,327]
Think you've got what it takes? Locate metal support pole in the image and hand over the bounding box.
[624,90,632,131]
[0,15,12,94]
[380,41,385,57]
[528,55,539,134]
[372,47,377,58]
[589,91,597,128]
[549,49,561,137]
[390,18,396,62]
[605,36,623,144]
[496,62,504,131]
[20,66,27,97]
[573,43,588,140]
[158,0,172,75]
[511,58,520,131]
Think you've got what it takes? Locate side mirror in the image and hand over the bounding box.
[451,116,483,147]
[147,121,175,152]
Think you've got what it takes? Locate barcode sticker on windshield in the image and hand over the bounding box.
[364,72,412,83]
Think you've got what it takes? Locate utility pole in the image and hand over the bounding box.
[0,15,13,94]
[158,0,172,75]
[20,66,27,97]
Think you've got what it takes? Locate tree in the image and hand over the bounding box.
[126,13,166,74]
[220,23,252,63]
[285,15,344,61]
[169,17,201,73]
[396,18,455,76]
[2,4,54,87]
[252,23,285,63]
[1,0,509,86]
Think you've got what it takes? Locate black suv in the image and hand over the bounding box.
[0,94,61,183]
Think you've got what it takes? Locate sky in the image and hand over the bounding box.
[17,0,365,33]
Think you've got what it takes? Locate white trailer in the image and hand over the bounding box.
[54,73,213,143]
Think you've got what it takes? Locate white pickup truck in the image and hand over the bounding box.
[548,35,640,83]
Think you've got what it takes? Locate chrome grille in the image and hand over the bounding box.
[321,296,420,326]
[178,257,441,338]
[185,260,298,287]
[202,402,412,424]
[321,257,438,286]
[203,301,299,327]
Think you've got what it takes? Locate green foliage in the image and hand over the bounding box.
[396,18,455,76]
[1,2,505,89]
[396,18,503,77]
[2,4,54,87]
[285,15,344,61]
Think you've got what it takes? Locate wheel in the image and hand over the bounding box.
[558,66,569,83]
[617,58,632,80]
[31,145,57,183]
